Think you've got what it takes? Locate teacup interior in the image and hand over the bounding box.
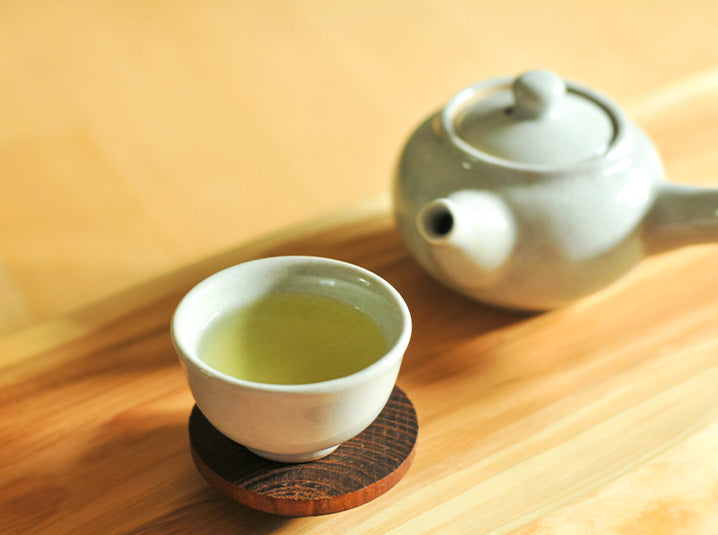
[173,257,408,383]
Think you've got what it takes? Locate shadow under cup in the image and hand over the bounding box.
[171,255,412,463]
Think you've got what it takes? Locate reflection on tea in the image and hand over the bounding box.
[198,292,388,384]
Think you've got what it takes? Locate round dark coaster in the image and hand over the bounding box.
[188,386,418,517]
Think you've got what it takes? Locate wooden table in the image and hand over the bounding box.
[2,2,717,533]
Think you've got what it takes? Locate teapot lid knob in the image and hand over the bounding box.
[512,70,566,118]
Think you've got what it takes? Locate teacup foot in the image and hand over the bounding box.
[246,445,339,464]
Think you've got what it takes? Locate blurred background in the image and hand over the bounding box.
[1,0,717,335]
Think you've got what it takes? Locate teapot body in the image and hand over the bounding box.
[394,106,665,310]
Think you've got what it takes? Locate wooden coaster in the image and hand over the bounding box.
[189,386,418,516]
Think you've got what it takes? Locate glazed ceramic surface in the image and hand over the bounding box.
[171,256,412,463]
[394,70,718,310]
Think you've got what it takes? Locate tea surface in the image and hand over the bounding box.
[198,292,388,384]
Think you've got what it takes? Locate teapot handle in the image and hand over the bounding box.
[644,181,718,254]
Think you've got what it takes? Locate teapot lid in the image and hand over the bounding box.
[443,70,618,167]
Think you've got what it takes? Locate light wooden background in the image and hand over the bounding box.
[2,1,718,533]
[2,0,717,334]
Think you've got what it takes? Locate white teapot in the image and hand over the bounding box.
[394,70,718,311]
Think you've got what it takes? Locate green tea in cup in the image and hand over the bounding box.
[198,292,388,385]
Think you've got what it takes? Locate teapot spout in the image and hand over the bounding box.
[417,190,516,288]
[645,182,718,254]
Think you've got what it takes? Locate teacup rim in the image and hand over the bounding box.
[171,255,412,394]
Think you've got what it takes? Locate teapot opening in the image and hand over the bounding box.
[420,202,454,241]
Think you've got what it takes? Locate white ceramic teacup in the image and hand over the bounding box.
[171,256,412,463]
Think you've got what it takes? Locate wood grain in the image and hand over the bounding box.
[189,386,418,517]
[1,202,717,533]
